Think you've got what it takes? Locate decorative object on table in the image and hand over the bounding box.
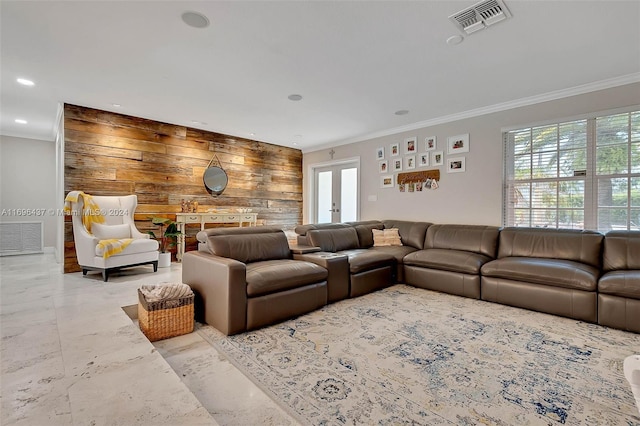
[425,136,437,151]
[203,153,228,196]
[147,217,182,267]
[404,136,417,154]
[192,201,198,213]
[624,354,640,415]
[380,175,394,188]
[138,283,194,341]
[181,199,188,213]
[379,160,388,173]
[397,170,440,192]
[376,146,385,160]
[447,156,466,173]
[447,133,470,154]
[432,151,444,166]
[390,142,400,157]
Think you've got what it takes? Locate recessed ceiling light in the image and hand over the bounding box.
[181,11,210,28]
[111,103,121,107]
[446,35,464,45]
[17,78,34,86]
[395,110,409,116]
[288,94,303,101]
[15,119,27,124]
[293,142,298,146]
[250,133,256,136]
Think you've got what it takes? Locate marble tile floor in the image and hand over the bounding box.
[0,252,297,426]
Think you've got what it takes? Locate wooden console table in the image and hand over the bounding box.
[176,212,258,260]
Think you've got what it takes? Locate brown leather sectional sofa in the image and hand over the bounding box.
[183,221,640,335]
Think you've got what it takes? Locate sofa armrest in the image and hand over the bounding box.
[182,251,248,336]
[294,252,350,302]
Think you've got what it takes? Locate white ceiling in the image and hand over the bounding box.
[1,1,639,152]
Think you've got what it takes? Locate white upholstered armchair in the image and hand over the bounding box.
[67,193,159,281]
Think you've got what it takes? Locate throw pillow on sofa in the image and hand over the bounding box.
[373,228,403,247]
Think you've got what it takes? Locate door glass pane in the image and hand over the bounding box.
[340,168,357,222]
[317,171,332,223]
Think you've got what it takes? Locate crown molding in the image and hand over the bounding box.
[304,73,640,154]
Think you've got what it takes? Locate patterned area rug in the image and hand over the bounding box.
[197,284,640,425]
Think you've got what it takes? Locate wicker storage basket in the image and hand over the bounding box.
[138,288,194,342]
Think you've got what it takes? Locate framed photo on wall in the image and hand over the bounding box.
[376,147,385,160]
[405,155,416,170]
[390,142,400,157]
[392,158,403,172]
[447,156,466,173]
[381,175,394,188]
[447,133,469,154]
[431,151,444,166]
[379,160,388,173]
[404,136,417,154]
[425,136,436,151]
[419,153,430,167]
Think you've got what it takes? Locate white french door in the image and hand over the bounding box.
[313,162,359,223]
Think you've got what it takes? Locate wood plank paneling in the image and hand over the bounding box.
[64,104,303,272]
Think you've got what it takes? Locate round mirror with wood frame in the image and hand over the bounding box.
[203,155,228,196]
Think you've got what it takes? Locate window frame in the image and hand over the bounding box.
[503,107,640,232]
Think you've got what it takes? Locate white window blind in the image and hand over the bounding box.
[504,109,639,231]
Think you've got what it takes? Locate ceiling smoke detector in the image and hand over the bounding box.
[449,0,511,35]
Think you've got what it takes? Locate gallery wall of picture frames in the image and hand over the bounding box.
[377,133,470,192]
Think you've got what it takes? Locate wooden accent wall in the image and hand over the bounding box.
[64,104,302,273]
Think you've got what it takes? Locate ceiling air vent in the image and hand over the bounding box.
[449,0,511,35]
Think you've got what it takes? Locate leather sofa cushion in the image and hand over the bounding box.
[603,230,640,271]
[294,222,351,237]
[424,224,499,258]
[369,245,418,262]
[598,270,640,299]
[308,227,360,252]
[353,223,384,248]
[337,249,396,274]
[404,248,492,275]
[383,220,431,249]
[481,257,599,291]
[207,231,291,264]
[246,259,328,297]
[498,227,603,268]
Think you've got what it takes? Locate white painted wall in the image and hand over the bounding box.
[303,83,640,226]
[0,135,57,249]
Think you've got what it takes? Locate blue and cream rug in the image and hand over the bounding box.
[198,284,640,425]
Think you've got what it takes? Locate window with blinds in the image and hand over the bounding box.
[504,109,640,231]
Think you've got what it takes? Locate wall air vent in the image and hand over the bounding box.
[449,0,511,35]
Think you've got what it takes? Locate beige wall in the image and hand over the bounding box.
[0,135,58,249]
[303,82,640,226]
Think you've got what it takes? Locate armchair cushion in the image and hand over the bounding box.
[95,238,158,257]
[92,223,131,240]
